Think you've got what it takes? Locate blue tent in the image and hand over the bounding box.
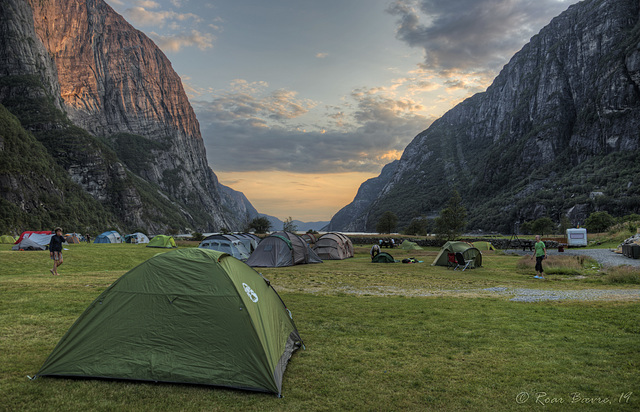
[94,231,122,244]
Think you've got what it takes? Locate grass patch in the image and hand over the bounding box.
[602,266,640,284]
[515,255,601,276]
[1,243,639,410]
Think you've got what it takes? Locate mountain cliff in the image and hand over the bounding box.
[330,0,640,233]
[0,0,253,233]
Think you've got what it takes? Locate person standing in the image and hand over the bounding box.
[530,235,547,279]
[49,227,66,275]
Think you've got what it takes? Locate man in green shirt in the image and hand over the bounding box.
[530,235,547,279]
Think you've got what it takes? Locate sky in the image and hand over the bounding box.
[104,0,574,222]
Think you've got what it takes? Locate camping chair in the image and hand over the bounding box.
[447,253,456,269]
[454,252,474,271]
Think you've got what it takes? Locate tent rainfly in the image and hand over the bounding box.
[371,252,395,263]
[199,236,251,261]
[34,248,302,396]
[400,240,423,250]
[472,241,496,251]
[12,238,47,251]
[431,241,483,268]
[124,232,150,244]
[147,235,177,248]
[15,231,53,246]
[312,233,354,260]
[0,235,16,244]
[246,231,323,268]
[94,231,122,244]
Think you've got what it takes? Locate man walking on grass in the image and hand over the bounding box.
[49,227,65,276]
[530,235,547,279]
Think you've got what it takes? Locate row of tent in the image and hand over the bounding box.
[8,230,177,250]
[199,232,354,267]
[94,231,177,248]
[370,241,487,267]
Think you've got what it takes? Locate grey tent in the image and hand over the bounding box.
[234,233,261,252]
[246,231,323,267]
[12,238,46,251]
[199,236,251,261]
[301,233,318,245]
[204,234,259,253]
[312,233,354,260]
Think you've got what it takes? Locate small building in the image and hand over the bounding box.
[566,228,587,247]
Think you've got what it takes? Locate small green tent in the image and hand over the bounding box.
[35,248,302,396]
[372,252,395,263]
[400,240,423,250]
[147,235,177,248]
[0,235,16,244]
[472,241,496,251]
[431,241,482,267]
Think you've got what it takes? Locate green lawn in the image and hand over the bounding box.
[1,243,638,411]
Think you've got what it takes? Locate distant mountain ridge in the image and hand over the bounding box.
[329,0,640,233]
[0,0,256,233]
[260,215,329,233]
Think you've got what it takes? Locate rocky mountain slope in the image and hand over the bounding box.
[330,0,640,233]
[0,0,254,233]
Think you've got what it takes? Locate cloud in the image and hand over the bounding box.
[134,0,160,9]
[386,0,571,74]
[150,30,215,52]
[124,5,200,27]
[316,52,329,58]
[193,82,434,175]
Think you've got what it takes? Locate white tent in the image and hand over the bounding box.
[24,233,54,246]
[199,237,251,260]
[125,232,150,244]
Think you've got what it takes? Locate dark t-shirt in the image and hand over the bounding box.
[50,235,65,252]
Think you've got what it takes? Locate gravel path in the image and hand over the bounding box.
[508,247,640,267]
[483,286,640,302]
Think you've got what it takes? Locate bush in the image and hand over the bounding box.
[585,211,615,233]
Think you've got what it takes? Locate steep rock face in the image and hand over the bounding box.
[337,0,640,232]
[0,0,62,110]
[0,0,139,231]
[327,161,398,231]
[25,0,238,230]
[0,0,253,233]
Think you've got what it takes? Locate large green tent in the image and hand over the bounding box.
[146,235,177,248]
[431,241,483,267]
[35,248,302,396]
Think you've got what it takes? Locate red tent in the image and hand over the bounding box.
[15,231,52,244]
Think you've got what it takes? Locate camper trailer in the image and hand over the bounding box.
[566,228,588,247]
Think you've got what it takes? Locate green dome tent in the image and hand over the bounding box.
[35,248,302,396]
[431,241,483,268]
[147,235,177,248]
[0,235,16,244]
[372,252,396,263]
[400,240,423,250]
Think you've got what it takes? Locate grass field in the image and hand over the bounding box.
[1,243,639,411]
